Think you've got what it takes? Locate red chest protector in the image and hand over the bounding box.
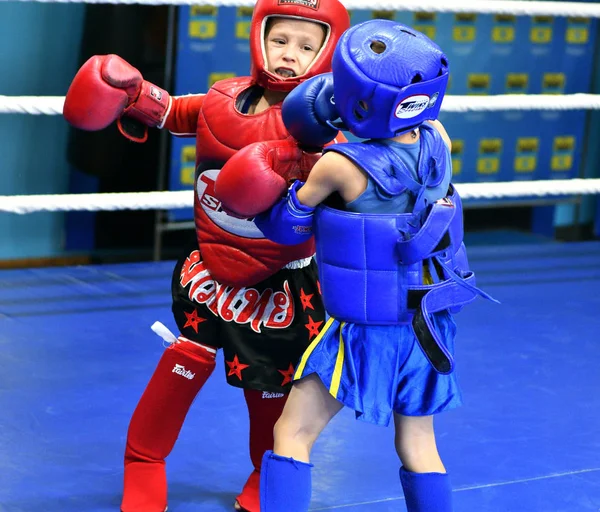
[192,77,315,288]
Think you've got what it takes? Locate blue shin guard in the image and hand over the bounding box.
[400,466,453,512]
[260,450,313,512]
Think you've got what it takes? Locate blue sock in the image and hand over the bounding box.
[399,466,453,512]
[260,450,313,512]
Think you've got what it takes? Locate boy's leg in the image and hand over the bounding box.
[121,337,216,512]
[399,467,453,512]
[261,374,343,512]
[235,389,287,512]
[122,248,221,512]
[227,259,326,511]
[394,414,453,512]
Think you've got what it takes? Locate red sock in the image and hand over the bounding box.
[121,338,216,512]
[235,389,288,512]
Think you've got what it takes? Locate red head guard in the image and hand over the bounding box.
[250,0,350,92]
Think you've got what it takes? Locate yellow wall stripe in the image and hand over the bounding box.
[294,317,336,380]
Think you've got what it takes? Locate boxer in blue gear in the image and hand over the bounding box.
[255,19,495,512]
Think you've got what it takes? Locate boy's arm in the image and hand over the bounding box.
[162,94,205,136]
[297,151,367,207]
[426,119,452,151]
[254,151,366,245]
[295,152,344,207]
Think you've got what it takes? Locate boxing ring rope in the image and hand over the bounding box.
[2,179,600,214]
[5,93,600,116]
[3,91,600,213]
[3,0,600,17]
[2,0,600,214]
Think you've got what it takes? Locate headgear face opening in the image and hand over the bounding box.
[332,19,450,139]
[250,0,350,92]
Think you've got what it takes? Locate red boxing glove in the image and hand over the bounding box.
[63,54,170,143]
[214,140,320,219]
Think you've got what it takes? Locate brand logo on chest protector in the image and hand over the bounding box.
[172,364,195,380]
[395,94,430,119]
[196,169,265,239]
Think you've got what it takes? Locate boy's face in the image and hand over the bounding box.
[264,17,326,80]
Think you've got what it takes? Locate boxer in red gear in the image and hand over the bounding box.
[63,1,350,511]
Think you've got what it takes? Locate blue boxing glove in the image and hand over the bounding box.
[254,181,315,245]
[282,73,339,150]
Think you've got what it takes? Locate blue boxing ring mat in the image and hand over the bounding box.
[1,241,600,511]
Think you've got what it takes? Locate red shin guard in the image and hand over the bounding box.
[121,338,216,512]
[235,389,288,512]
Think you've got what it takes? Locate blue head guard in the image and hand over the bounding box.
[332,19,449,139]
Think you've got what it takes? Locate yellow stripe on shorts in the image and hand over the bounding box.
[294,316,336,380]
[329,322,346,398]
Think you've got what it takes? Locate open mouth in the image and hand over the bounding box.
[275,68,296,78]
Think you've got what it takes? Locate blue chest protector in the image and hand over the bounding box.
[316,126,493,374]
[344,124,451,214]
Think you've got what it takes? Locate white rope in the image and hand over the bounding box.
[0,191,193,214]
[442,94,600,113]
[0,96,66,116]
[1,179,600,214]
[3,0,600,17]
[4,94,600,116]
[455,179,600,200]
